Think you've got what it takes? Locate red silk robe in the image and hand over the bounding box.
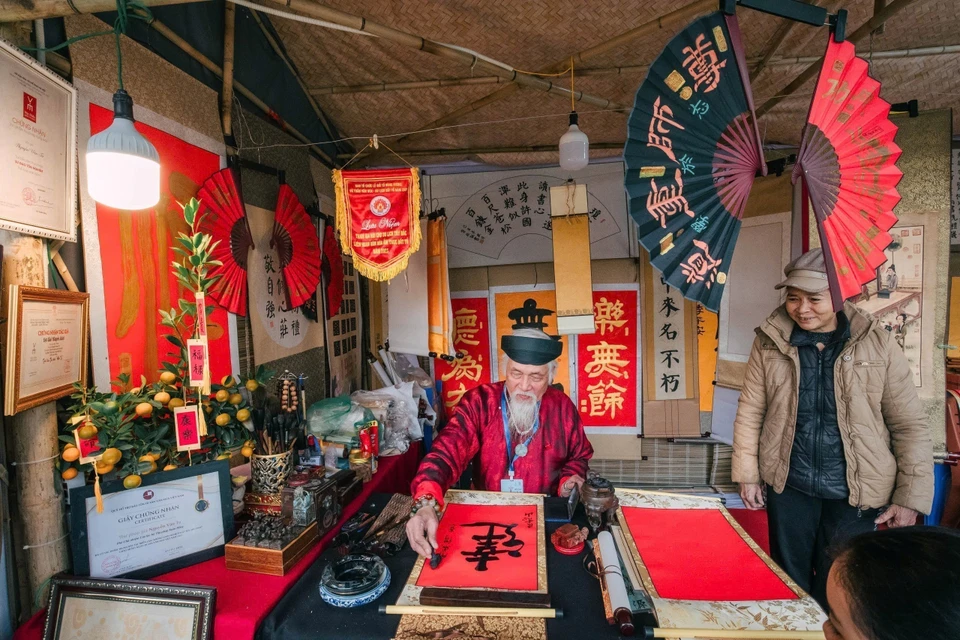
[412,381,594,505]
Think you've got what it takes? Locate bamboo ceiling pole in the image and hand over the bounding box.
[0,0,208,22]
[141,14,336,165]
[355,0,712,165]
[757,0,919,117]
[246,8,350,152]
[750,1,821,78]
[338,141,627,159]
[221,1,236,136]
[262,0,618,109]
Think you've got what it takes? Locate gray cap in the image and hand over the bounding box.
[775,248,830,293]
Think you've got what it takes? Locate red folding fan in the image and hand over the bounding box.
[793,35,903,310]
[321,224,344,319]
[272,184,321,309]
[196,167,254,316]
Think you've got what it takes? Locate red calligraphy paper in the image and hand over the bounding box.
[577,290,639,427]
[416,503,539,591]
[90,104,234,389]
[174,406,202,451]
[333,168,422,282]
[434,297,491,411]
[621,506,797,601]
[187,340,207,388]
[74,432,103,464]
[195,292,208,339]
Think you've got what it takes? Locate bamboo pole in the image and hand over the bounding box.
[751,1,823,78]
[356,0,712,165]
[49,241,79,292]
[756,0,919,117]
[246,8,350,152]
[262,0,620,110]
[221,1,236,137]
[647,629,825,640]
[0,0,208,22]
[139,13,336,165]
[10,404,67,616]
[339,141,626,159]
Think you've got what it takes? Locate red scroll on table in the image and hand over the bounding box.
[333,168,422,282]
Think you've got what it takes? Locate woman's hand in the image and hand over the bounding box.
[740,483,765,510]
[405,506,439,558]
[875,504,919,528]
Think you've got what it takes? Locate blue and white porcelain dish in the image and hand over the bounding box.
[319,567,391,608]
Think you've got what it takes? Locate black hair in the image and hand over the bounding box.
[887,264,897,271]
[832,527,960,640]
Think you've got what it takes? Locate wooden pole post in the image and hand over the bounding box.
[221,1,236,138]
[10,404,67,618]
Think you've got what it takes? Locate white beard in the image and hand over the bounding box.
[507,390,539,438]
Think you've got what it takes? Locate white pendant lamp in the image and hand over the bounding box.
[559,111,589,171]
[86,89,160,210]
[558,58,589,172]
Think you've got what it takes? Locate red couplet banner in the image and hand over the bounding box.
[90,104,233,388]
[576,290,639,428]
[434,297,492,411]
[333,168,422,282]
[417,503,539,591]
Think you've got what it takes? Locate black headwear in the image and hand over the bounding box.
[501,334,563,366]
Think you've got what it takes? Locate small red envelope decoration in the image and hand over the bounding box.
[174,406,202,451]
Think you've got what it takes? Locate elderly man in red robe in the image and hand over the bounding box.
[406,327,594,558]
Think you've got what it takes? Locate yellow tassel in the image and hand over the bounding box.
[332,169,353,257]
[94,467,103,514]
[198,405,208,437]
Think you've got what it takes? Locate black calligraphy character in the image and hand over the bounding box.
[263,255,275,273]
[660,349,680,369]
[539,181,549,192]
[660,297,679,318]
[487,203,499,215]
[267,277,274,296]
[499,185,510,196]
[482,194,492,205]
[501,224,512,235]
[536,193,546,206]
[475,215,487,228]
[659,276,672,294]
[504,197,515,209]
[542,219,552,231]
[517,181,528,191]
[508,211,520,220]
[660,374,681,393]
[520,191,528,203]
[590,208,602,220]
[461,522,525,571]
[520,205,531,216]
[660,323,678,341]
[485,225,494,236]
[494,212,505,224]
[279,318,289,339]
[522,217,532,228]
[266,300,276,319]
[292,319,301,336]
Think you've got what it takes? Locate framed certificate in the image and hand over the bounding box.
[43,575,215,640]
[69,461,234,580]
[4,285,89,415]
[0,38,77,241]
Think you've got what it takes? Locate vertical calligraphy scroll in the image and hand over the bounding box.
[576,288,640,432]
[434,295,491,411]
[697,304,718,412]
[641,251,700,437]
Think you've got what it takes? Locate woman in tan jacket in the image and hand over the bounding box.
[732,248,933,607]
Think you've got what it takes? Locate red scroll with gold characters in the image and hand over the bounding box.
[333,168,422,281]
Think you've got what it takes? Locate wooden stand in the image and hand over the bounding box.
[224,521,319,576]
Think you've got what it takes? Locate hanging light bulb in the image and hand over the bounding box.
[86,90,160,210]
[558,57,588,171]
[559,111,589,171]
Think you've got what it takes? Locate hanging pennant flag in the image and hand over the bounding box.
[333,168,422,281]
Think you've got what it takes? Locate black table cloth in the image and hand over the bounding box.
[257,493,621,639]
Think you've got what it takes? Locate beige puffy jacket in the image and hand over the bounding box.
[731,303,934,514]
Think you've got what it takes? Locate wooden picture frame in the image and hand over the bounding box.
[43,574,215,640]
[69,461,234,580]
[0,38,78,242]
[4,285,89,415]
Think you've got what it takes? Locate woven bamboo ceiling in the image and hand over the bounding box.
[265,0,960,167]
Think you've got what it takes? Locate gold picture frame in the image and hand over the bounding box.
[5,285,89,415]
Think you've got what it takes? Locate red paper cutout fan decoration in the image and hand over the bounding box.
[272,184,321,309]
[793,35,902,310]
[196,167,254,316]
[321,224,344,319]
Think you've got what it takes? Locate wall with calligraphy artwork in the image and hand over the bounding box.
[425,163,636,268]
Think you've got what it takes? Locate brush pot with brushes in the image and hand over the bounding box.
[252,450,294,495]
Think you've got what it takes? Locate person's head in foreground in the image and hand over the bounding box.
[825,527,960,640]
[775,248,837,333]
[500,327,560,437]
